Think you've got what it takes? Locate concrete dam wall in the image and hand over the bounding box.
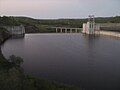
[100,31,120,38]
[4,25,25,35]
[99,23,120,37]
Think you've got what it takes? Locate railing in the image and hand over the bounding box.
[51,27,82,33]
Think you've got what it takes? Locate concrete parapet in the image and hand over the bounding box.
[100,31,120,38]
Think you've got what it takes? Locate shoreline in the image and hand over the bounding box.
[0,31,81,90]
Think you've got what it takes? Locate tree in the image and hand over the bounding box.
[8,55,23,67]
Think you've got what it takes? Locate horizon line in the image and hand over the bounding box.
[0,15,120,20]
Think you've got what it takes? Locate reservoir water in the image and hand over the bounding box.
[1,33,120,90]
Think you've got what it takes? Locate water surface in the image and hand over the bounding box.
[1,33,120,90]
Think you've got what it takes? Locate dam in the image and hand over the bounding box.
[3,25,25,36]
[82,15,120,37]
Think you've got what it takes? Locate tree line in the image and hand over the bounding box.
[0,16,120,32]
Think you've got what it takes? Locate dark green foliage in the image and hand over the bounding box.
[0,55,81,90]
[0,27,11,44]
[0,16,120,33]
[95,16,120,23]
[23,75,80,90]
[8,55,23,67]
[0,55,24,90]
[38,19,87,28]
[0,27,9,35]
[0,16,20,26]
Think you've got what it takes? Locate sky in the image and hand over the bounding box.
[0,0,120,19]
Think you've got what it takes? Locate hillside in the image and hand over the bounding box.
[0,16,120,33]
